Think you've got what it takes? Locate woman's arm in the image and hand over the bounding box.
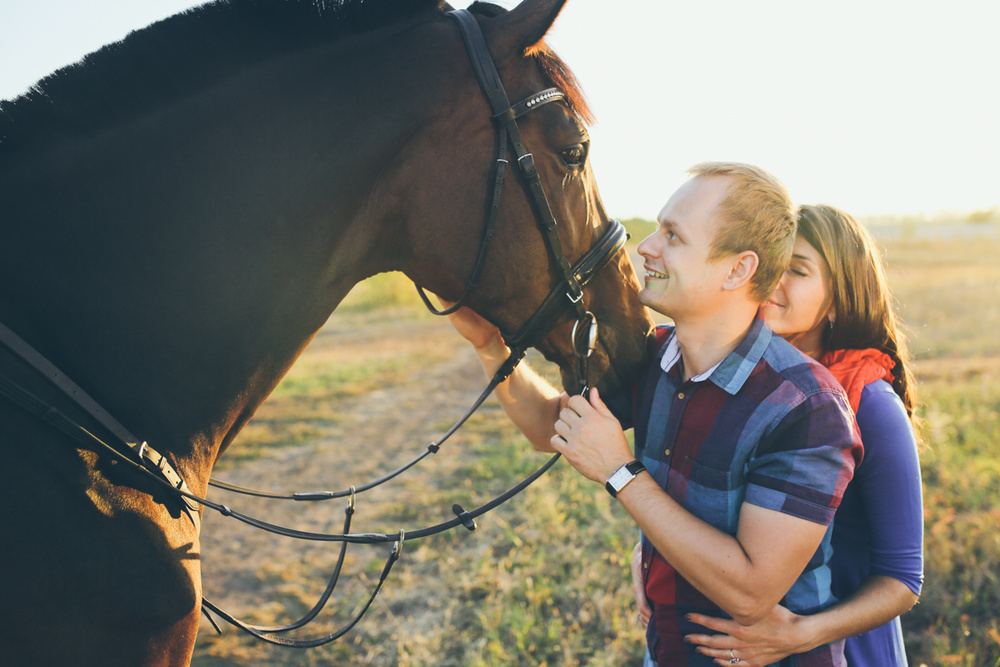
[684,575,918,666]
[684,381,924,665]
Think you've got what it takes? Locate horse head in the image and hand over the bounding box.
[400,0,654,398]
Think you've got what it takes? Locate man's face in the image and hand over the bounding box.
[635,175,734,320]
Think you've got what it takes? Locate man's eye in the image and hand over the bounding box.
[561,143,588,168]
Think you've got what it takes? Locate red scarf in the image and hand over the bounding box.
[819,348,896,413]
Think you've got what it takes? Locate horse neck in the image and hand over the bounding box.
[0,20,446,484]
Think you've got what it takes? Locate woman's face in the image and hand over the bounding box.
[760,234,836,359]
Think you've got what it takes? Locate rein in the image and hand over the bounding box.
[0,320,202,533]
[0,313,561,647]
[0,8,631,650]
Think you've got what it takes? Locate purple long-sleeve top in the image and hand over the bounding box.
[829,379,924,666]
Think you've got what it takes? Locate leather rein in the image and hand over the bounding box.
[0,9,630,648]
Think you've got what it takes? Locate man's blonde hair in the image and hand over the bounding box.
[688,162,796,302]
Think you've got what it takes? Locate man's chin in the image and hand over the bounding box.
[638,291,673,318]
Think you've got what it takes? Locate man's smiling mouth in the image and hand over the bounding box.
[646,270,668,280]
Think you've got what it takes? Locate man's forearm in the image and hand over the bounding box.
[616,473,828,625]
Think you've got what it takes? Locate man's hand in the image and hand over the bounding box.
[551,387,633,484]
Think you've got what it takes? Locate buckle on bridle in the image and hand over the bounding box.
[392,529,406,558]
[517,152,537,177]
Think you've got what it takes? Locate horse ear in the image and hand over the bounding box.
[486,0,568,56]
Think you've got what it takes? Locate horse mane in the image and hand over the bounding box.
[530,44,593,125]
[1,0,592,157]
[0,0,444,156]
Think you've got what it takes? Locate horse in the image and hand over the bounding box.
[0,0,653,664]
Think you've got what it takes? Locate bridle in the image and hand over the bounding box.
[0,8,631,649]
[417,9,629,396]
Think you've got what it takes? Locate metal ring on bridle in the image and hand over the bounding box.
[571,312,598,359]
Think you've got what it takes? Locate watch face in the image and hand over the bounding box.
[608,467,632,490]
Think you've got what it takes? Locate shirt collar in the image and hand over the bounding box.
[658,316,773,394]
[659,334,722,382]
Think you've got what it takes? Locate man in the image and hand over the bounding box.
[447,162,862,666]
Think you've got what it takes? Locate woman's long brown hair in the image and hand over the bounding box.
[797,204,918,421]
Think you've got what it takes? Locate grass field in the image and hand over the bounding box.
[885,231,1000,666]
[193,224,1000,666]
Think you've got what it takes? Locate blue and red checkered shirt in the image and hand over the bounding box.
[625,319,862,666]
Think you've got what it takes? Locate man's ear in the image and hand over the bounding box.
[722,251,759,292]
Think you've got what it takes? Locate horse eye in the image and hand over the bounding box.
[560,143,588,168]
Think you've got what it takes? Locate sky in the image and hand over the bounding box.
[1,0,997,220]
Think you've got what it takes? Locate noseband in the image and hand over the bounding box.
[417,9,629,395]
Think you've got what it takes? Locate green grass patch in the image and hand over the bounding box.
[903,370,1000,665]
[338,271,427,315]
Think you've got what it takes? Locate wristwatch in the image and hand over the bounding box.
[605,460,646,498]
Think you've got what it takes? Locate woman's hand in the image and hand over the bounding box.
[685,605,814,667]
[632,541,652,628]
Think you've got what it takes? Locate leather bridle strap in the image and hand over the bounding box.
[502,218,628,351]
[416,8,578,318]
[419,9,631,395]
[448,7,587,315]
[201,494,364,647]
[0,320,200,531]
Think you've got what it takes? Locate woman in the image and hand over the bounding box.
[672,204,924,665]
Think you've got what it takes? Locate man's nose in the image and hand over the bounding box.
[636,234,656,258]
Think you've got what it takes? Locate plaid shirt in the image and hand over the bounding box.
[628,319,862,666]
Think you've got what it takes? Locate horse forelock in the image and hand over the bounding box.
[529,44,594,126]
[0,0,444,157]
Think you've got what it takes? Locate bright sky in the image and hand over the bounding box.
[2,0,997,219]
